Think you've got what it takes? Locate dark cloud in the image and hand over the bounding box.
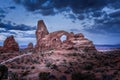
[12,0,120,24]
[67,14,76,20]
[109,10,120,18]
[8,6,16,9]
[13,0,119,15]
[92,11,103,17]
[0,8,8,19]
[34,9,56,16]
[0,22,35,31]
[0,15,5,18]
[69,0,107,14]
[108,0,120,9]
[85,17,120,34]
[0,8,6,14]
[0,21,36,40]
[14,0,51,10]
[84,7,120,34]
[13,0,120,34]
[77,14,85,20]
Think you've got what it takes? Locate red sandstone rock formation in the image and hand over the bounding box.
[25,42,34,52]
[35,20,49,50]
[2,35,19,52]
[27,42,33,49]
[35,20,96,52]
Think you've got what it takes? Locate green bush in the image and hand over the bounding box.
[83,47,89,52]
[31,66,35,69]
[8,72,19,80]
[0,64,8,79]
[71,72,96,80]
[39,72,50,80]
[21,70,30,77]
[82,62,94,70]
[50,64,58,70]
[46,62,52,68]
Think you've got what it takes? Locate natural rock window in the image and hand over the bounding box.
[60,35,67,42]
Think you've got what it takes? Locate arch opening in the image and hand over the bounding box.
[60,35,67,42]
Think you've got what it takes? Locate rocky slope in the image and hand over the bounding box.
[1,49,120,80]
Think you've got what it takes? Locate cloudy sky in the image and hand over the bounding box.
[0,0,120,46]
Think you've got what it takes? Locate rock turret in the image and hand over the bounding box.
[35,20,49,50]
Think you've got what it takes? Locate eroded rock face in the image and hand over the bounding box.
[3,35,19,52]
[35,20,96,52]
[36,20,49,50]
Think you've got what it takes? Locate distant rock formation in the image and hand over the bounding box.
[35,20,96,52]
[27,42,33,49]
[25,42,34,52]
[0,35,19,53]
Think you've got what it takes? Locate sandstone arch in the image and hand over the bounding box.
[49,30,70,40]
[35,20,96,52]
[60,35,67,42]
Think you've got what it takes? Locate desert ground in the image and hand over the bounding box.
[0,48,120,80]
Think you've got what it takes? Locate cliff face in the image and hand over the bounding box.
[35,20,96,52]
